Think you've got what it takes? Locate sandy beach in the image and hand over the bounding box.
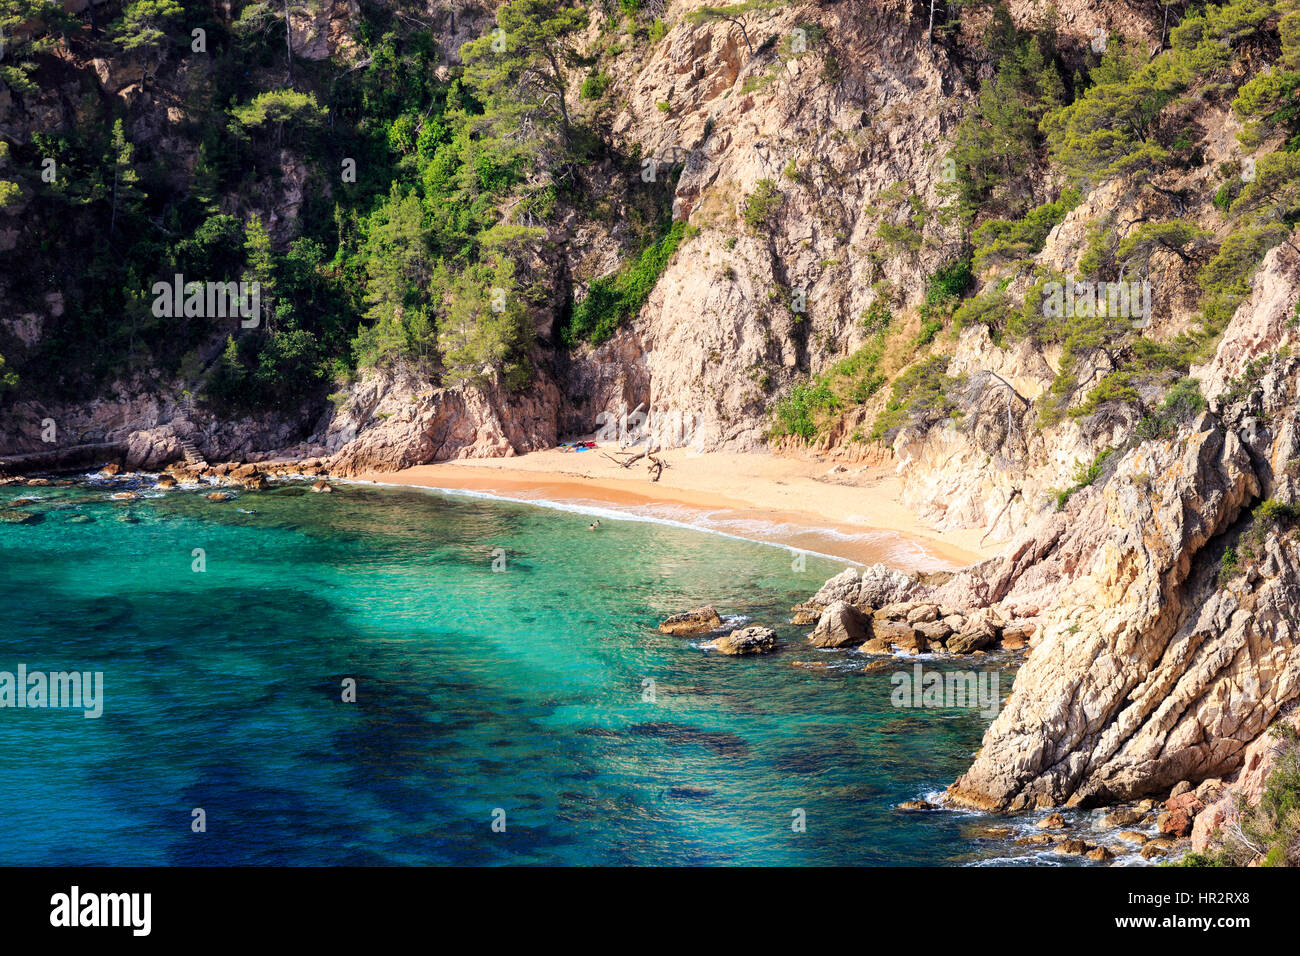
[357,445,994,572]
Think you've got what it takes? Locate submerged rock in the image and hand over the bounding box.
[897,800,937,811]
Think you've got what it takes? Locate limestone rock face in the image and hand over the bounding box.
[323,367,562,476]
[1192,243,1300,400]
[803,252,1300,814]
[813,318,1300,818]
[1192,714,1300,852]
[122,427,182,471]
[594,1,977,450]
[810,601,870,648]
[289,0,363,63]
[946,416,1265,811]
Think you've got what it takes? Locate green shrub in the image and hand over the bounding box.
[1218,545,1240,585]
[580,72,612,100]
[1135,377,1207,439]
[870,356,963,443]
[1257,498,1299,527]
[771,379,838,440]
[770,316,894,442]
[1055,447,1115,509]
[565,219,688,346]
[952,290,1012,339]
[925,256,973,307]
[971,189,1081,272]
[743,178,782,232]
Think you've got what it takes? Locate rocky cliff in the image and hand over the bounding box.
[0,0,1049,465]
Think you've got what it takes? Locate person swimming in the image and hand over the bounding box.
[588,519,601,530]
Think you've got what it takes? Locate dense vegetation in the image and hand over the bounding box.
[0,0,678,413]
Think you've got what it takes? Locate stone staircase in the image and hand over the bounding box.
[175,394,208,467]
[179,437,207,467]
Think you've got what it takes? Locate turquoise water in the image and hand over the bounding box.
[0,478,1026,865]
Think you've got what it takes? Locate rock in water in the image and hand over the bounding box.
[809,601,870,648]
[946,621,998,654]
[1101,807,1143,828]
[310,480,334,494]
[657,605,722,636]
[808,564,918,609]
[898,800,937,811]
[712,626,778,656]
[1157,809,1193,837]
[790,605,821,625]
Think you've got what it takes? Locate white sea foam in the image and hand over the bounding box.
[347,479,884,565]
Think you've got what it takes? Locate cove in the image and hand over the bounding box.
[0,479,1029,866]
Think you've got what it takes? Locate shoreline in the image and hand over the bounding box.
[357,446,995,572]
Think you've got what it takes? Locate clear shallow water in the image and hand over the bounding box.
[1,478,1037,865]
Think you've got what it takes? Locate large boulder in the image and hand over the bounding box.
[712,626,778,656]
[810,601,870,648]
[807,563,918,609]
[871,619,919,646]
[946,619,998,654]
[123,427,182,471]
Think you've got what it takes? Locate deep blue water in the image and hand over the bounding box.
[0,477,1038,865]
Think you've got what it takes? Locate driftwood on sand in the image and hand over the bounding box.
[601,446,667,482]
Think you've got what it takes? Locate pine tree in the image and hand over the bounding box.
[109,0,183,91]
[460,0,587,142]
[107,119,141,234]
[243,215,277,330]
